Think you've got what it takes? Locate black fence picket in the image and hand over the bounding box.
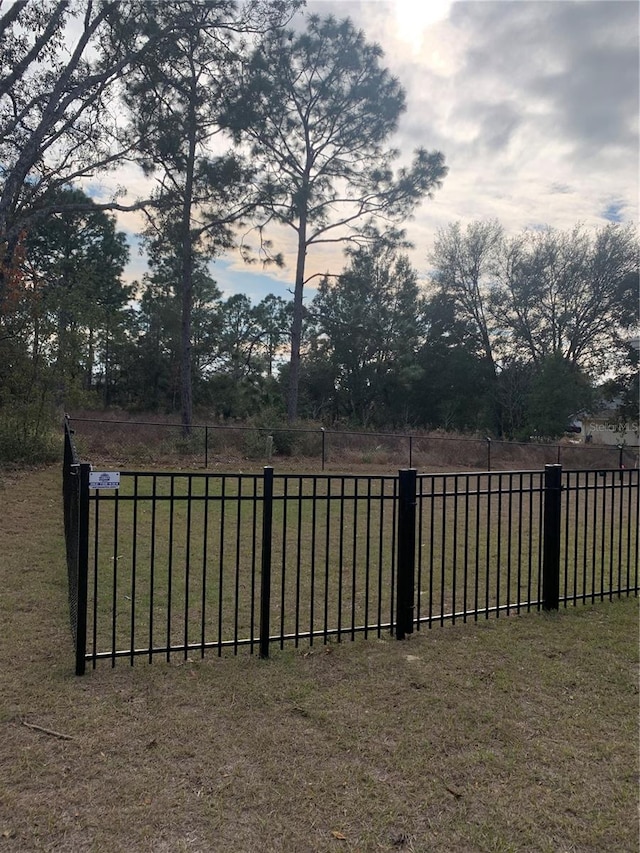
[62,428,639,673]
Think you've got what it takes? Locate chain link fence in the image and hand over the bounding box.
[66,414,639,473]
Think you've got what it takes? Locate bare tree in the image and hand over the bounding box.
[429,220,503,377]
[0,0,168,269]
[490,224,639,375]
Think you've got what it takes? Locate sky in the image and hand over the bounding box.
[105,0,639,303]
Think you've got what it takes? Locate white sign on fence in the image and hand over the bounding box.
[89,471,121,490]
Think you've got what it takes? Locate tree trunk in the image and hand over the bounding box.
[180,85,198,438]
[103,331,110,407]
[180,233,194,436]
[287,211,307,423]
[86,326,94,392]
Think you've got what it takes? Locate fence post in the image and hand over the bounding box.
[259,466,274,658]
[542,464,562,612]
[204,425,209,469]
[321,428,326,471]
[396,469,417,640]
[409,435,413,469]
[63,419,74,542]
[486,437,492,471]
[75,463,91,676]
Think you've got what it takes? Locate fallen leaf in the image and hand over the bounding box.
[331,830,347,840]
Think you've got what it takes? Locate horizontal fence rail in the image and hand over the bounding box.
[62,420,639,673]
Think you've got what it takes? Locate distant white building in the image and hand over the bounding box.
[570,335,640,446]
[574,399,639,447]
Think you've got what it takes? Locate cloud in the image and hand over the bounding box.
[449,1,639,162]
[212,258,296,302]
[98,1,638,299]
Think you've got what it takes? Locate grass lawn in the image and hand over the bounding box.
[1,465,638,852]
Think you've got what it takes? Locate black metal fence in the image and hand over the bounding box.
[63,422,639,674]
[66,415,640,472]
[63,419,90,674]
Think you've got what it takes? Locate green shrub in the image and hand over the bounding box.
[243,409,326,460]
[0,418,61,465]
[242,426,276,460]
[172,432,206,457]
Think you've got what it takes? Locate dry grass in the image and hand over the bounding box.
[68,410,633,474]
[0,466,638,852]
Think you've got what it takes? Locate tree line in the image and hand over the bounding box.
[1,1,638,459]
[4,194,637,444]
[0,0,445,438]
[304,223,638,437]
